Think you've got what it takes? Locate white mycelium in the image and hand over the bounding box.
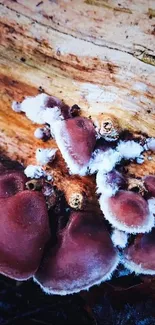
[96,170,120,196]
[89,149,121,175]
[116,140,143,160]
[111,229,128,248]
[36,148,57,166]
[24,165,46,179]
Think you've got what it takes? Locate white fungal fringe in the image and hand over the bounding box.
[12,101,22,112]
[18,93,48,124]
[111,229,128,248]
[99,194,154,234]
[12,94,63,127]
[89,149,121,175]
[123,258,155,275]
[24,165,47,179]
[36,148,57,166]
[34,128,44,139]
[33,253,119,296]
[42,107,63,124]
[144,138,155,151]
[116,140,143,160]
[96,171,119,196]
[148,198,155,217]
[52,121,89,176]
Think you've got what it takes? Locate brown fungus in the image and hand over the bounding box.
[0,171,27,198]
[123,229,155,275]
[0,191,50,280]
[34,211,119,295]
[52,117,96,176]
[96,169,126,196]
[99,190,154,234]
[143,175,155,197]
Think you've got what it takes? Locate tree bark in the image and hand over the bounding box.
[0,0,155,206]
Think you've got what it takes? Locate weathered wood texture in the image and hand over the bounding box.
[0,0,155,205]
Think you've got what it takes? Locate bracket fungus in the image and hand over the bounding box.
[99,190,154,234]
[123,229,155,275]
[8,93,155,295]
[34,211,119,295]
[52,117,96,176]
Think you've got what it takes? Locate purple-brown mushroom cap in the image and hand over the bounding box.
[0,171,27,198]
[34,211,119,295]
[44,95,72,120]
[52,117,96,175]
[123,229,155,275]
[99,190,154,234]
[144,175,155,197]
[0,190,50,280]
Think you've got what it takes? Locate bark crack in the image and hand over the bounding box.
[0,2,155,67]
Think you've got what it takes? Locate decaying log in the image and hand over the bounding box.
[0,0,155,207]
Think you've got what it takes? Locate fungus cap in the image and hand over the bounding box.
[123,229,155,275]
[53,117,96,176]
[99,190,154,234]
[0,191,50,280]
[34,211,119,295]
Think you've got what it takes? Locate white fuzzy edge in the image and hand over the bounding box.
[111,229,128,248]
[53,122,88,176]
[96,170,119,197]
[24,165,46,179]
[145,138,155,151]
[33,254,119,296]
[0,270,31,281]
[89,149,121,175]
[36,148,57,166]
[12,101,22,112]
[116,140,143,160]
[99,195,154,234]
[34,128,44,139]
[148,198,155,216]
[122,258,155,275]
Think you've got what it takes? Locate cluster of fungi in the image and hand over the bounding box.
[0,93,155,296]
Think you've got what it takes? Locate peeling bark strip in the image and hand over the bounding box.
[0,0,155,188]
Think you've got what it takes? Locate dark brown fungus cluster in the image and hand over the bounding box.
[7,93,155,294]
[0,163,119,294]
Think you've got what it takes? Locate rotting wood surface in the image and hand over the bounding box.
[0,0,155,207]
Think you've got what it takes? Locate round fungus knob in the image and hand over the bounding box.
[52,117,96,176]
[123,229,155,275]
[99,190,154,234]
[0,171,27,198]
[34,211,119,295]
[143,175,155,197]
[0,190,50,280]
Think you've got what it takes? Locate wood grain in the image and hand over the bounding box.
[0,0,155,207]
